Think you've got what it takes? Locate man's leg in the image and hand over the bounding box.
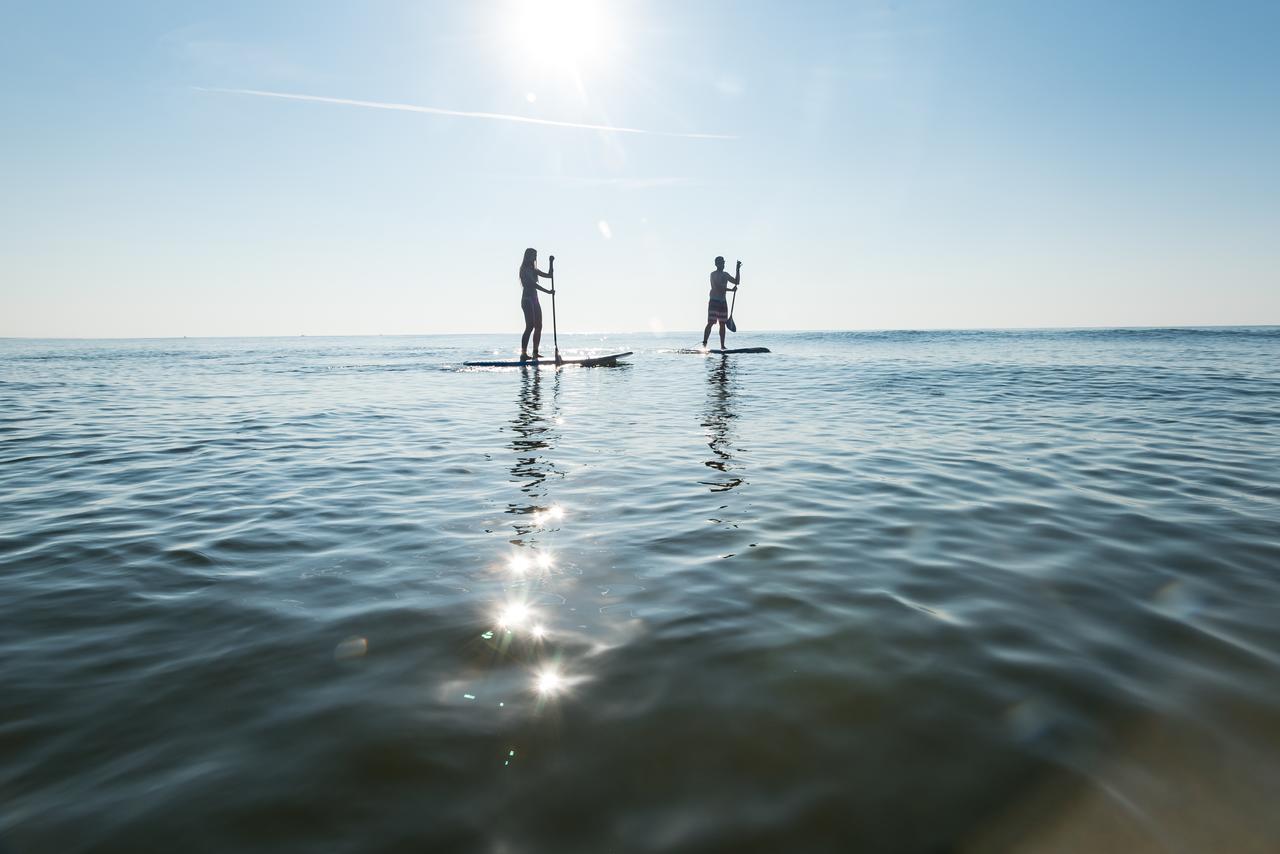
[718,321,727,349]
[702,321,713,347]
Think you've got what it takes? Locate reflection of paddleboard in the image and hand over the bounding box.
[677,347,771,355]
[464,352,633,368]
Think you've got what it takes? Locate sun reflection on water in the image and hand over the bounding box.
[535,667,564,696]
[532,504,566,526]
[506,549,555,578]
[498,602,533,630]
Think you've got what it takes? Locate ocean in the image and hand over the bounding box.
[3,329,1279,853]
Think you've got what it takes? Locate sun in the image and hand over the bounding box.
[503,0,616,73]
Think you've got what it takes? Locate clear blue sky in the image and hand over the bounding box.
[2,0,1278,337]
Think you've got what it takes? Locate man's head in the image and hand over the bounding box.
[714,256,725,269]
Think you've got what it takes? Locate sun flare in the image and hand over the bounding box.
[504,0,616,72]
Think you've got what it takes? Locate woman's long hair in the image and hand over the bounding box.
[521,247,537,270]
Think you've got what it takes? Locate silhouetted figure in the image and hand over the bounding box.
[520,248,555,361]
[702,256,740,349]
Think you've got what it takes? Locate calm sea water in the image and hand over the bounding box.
[3,329,1279,853]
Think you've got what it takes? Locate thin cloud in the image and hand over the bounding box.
[492,174,694,189]
[196,87,736,140]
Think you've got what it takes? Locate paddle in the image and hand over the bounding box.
[549,255,560,364]
[726,260,741,332]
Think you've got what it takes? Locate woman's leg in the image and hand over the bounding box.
[531,304,543,356]
[521,302,536,357]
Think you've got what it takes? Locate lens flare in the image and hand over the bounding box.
[334,636,368,661]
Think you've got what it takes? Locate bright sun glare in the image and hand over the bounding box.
[505,0,614,71]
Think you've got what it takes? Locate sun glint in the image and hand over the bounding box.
[535,667,564,694]
[499,603,532,629]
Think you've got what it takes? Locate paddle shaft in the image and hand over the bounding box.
[727,262,741,328]
[550,259,559,361]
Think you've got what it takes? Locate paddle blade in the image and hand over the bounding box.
[726,316,737,332]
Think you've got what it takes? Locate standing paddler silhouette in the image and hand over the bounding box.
[519,248,555,362]
[702,256,741,350]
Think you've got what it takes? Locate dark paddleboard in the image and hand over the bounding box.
[676,347,771,355]
[464,351,633,368]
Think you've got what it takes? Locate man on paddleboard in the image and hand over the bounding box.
[702,256,740,350]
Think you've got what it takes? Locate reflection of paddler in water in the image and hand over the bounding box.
[507,367,562,540]
[519,248,555,362]
[701,356,744,492]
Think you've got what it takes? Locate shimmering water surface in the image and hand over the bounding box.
[3,329,1280,853]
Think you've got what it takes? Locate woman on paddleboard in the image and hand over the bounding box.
[702,256,740,350]
[520,248,555,361]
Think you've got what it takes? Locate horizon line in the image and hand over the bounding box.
[5,324,1277,341]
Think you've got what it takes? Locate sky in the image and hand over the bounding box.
[2,0,1278,337]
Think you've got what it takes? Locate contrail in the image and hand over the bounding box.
[196,88,736,140]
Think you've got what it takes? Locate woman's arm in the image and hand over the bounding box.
[537,256,555,292]
[536,267,554,293]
